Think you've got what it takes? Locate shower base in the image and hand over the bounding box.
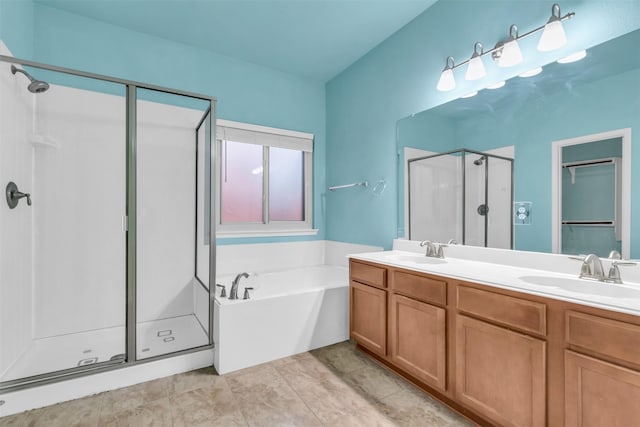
[0,314,208,383]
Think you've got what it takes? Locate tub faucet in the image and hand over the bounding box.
[229,272,249,300]
[579,254,605,281]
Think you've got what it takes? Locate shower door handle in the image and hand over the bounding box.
[6,182,32,209]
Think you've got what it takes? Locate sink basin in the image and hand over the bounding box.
[519,275,640,299]
[383,254,447,265]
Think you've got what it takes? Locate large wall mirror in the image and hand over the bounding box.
[397,29,640,258]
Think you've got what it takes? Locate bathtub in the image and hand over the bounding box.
[213,265,349,374]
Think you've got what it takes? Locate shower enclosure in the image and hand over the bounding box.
[407,149,513,249]
[0,55,215,391]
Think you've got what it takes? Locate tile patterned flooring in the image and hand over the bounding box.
[0,341,473,427]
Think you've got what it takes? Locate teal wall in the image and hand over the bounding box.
[326,0,640,249]
[1,1,326,245]
[0,0,34,57]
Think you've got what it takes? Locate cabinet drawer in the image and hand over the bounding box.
[457,286,546,336]
[350,260,386,288]
[392,270,446,306]
[566,311,640,366]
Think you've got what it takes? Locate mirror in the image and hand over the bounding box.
[397,29,640,257]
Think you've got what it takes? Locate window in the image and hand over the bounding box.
[215,120,314,236]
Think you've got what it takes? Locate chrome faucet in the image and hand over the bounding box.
[420,240,436,257]
[606,260,637,284]
[420,240,446,259]
[579,254,605,281]
[229,272,249,300]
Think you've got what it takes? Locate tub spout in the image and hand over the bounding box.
[229,272,249,300]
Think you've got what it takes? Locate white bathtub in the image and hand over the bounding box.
[213,265,349,374]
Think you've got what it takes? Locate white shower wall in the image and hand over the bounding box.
[33,84,127,339]
[1,74,205,350]
[409,154,461,243]
[136,99,202,323]
[0,43,34,375]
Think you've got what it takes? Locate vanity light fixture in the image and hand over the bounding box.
[557,49,586,64]
[538,3,568,51]
[497,25,523,67]
[436,56,456,91]
[461,91,478,98]
[519,67,543,77]
[486,81,505,90]
[465,43,486,80]
[435,3,575,91]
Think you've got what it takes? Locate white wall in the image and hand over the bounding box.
[0,42,34,375]
[136,99,204,323]
[24,81,207,338]
[33,84,127,338]
[409,154,461,243]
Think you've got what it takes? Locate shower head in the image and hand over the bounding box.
[11,64,50,93]
[473,155,486,166]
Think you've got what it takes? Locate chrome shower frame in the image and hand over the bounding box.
[0,55,217,393]
[407,148,514,248]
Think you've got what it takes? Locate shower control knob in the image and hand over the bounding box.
[6,182,32,209]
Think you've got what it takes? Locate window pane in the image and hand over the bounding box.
[221,140,263,223]
[269,147,304,221]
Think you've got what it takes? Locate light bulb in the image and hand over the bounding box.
[436,56,456,91]
[557,50,586,64]
[538,4,567,52]
[465,42,486,81]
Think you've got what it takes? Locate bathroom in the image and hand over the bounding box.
[1,0,640,425]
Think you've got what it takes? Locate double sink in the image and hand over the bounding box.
[372,250,640,304]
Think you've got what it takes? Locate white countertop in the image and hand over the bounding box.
[350,249,640,317]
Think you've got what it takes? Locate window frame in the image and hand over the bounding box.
[214,119,315,237]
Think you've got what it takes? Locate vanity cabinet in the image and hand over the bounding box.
[565,351,640,427]
[349,261,387,356]
[455,315,546,427]
[564,311,640,426]
[349,258,640,426]
[455,286,547,426]
[389,293,446,390]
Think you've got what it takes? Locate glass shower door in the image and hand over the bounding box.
[135,88,212,359]
[0,68,127,385]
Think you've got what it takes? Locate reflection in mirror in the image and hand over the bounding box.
[408,149,513,249]
[397,29,640,257]
[561,138,621,257]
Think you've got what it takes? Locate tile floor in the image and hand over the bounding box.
[0,341,473,427]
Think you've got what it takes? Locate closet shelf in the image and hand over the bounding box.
[562,220,614,226]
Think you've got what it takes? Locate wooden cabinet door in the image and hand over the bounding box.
[565,350,640,427]
[350,281,386,356]
[390,294,446,390]
[455,315,546,427]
